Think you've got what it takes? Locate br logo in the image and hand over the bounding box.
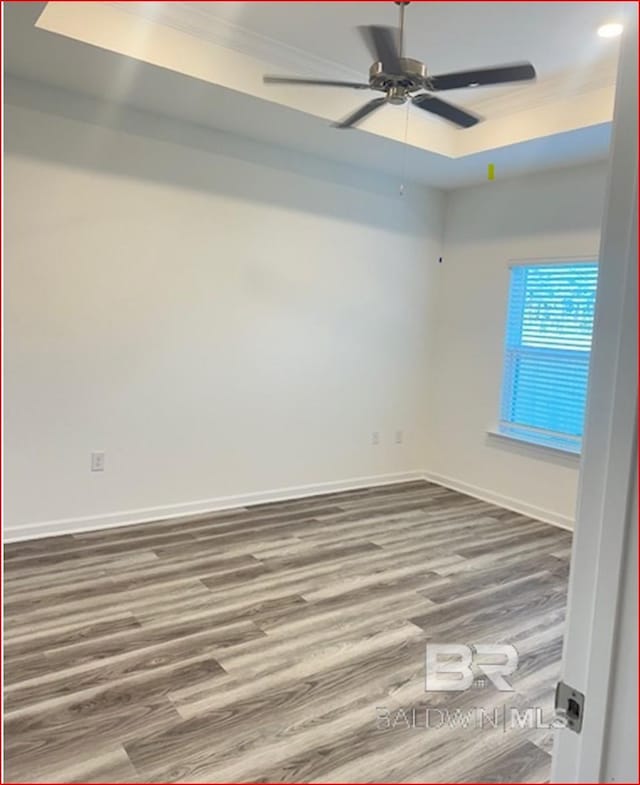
[425,643,519,692]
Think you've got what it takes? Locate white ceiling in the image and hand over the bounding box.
[111,1,624,108]
[5,1,633,187]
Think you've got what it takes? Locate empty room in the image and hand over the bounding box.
[2,2,637,783]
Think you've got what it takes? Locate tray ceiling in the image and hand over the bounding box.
[5,1,634,186]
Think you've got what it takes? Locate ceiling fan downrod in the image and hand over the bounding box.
[395,1,410,59]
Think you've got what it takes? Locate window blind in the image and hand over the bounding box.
[499,262,598,453]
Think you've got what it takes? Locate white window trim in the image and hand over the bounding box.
[487,425,582,458]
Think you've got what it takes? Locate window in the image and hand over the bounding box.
[498,261,598,453]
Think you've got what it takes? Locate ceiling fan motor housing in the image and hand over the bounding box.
[369,58,428,102]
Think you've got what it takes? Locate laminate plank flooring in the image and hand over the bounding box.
[3,480,571,783]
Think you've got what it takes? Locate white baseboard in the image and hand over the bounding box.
[3,471,424,542]
[4,468,573,542]
[421,470,574,531]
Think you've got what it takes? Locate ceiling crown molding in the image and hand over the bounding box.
[467,57,619,118]
[105,1,364,81]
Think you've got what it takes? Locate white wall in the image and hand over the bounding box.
[426,163,609,528]
[4,76,610,539]
[4,77,444,539]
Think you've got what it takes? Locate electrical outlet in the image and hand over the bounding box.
[395,430,404,445]
[91,451,105,472]
[372,431,380,446]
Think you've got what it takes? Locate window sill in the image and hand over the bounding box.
[487,427,582,458]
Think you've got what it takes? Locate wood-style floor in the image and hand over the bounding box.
[3,481,572,783]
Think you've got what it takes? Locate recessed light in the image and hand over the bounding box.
[598,22,623,38]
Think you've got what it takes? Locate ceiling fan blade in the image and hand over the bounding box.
[358,25,402,73]
[264,76,370,89]
[412,94,481,128]
[333,96,388,129]
[429,62,536,91]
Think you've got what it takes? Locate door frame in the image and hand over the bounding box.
[551,9,638,782]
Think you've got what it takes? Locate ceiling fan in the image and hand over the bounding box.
[263,1,536,129]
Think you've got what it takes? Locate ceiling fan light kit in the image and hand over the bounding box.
[263,1,536,130]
